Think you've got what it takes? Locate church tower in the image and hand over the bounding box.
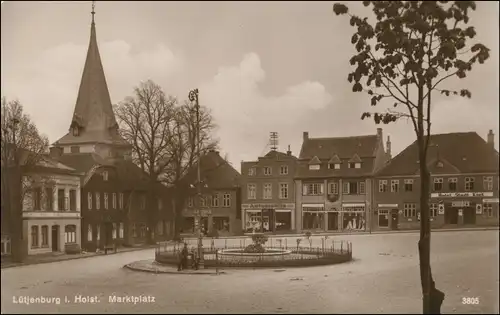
[53,2,131,160]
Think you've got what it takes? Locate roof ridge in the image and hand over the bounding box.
[309,134,377,141]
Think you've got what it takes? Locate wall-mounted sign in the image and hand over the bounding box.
[378,204,398,208]
[398,210,403,214]
[417,212,421,221]
[342,203,365,207]
[451,201,470,207]
[431,192,494,198]
[476,204,482,214]
[438,208,445,215]
[242,203,295,210]
[483,198,499,203]
[458,209,463,216]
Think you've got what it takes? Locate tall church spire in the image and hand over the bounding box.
[56,1,127,148]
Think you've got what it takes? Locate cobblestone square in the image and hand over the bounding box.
[1,230,498,314]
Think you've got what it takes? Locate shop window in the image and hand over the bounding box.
[378,210,389,227]
[303,212,325,230]
[213,217,230,232]
[430,203,438,217]
[404,203,417,217]
[483,203,493,217]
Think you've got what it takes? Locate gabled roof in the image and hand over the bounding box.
[58,153,150,190]
[308,156,321,165]
[349,154,362,163]
[377,132,499,176]
[328,155,341,164]
[299,135,379,159]
[182,151,241,190]
[262,150,297,160]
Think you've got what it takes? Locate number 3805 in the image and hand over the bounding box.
[462,297,479,305]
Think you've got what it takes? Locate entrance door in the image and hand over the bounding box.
[445,208,458,224]
[105,223,113,246]
[51,225,59,251]
[463,207,476,225]
[391,210,399,230]
[328,212,338,231]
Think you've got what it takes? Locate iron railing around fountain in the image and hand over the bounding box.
[155,239,353,268]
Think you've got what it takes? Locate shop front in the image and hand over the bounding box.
[431,191,495,226]
[376,204,399,230]
[341,203,366,231]
[242,203,295,234]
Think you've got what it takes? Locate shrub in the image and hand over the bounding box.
[251,233,269,246]
[243,244,266,253]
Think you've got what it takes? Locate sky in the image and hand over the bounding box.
[1,1,499,171]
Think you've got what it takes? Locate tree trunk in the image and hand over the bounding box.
[9,168,26,263]
[418,142,445,314]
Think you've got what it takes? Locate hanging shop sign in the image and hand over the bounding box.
[431,192,494,198]
[458,209,463,216]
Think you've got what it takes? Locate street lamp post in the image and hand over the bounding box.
[188,88,204,269]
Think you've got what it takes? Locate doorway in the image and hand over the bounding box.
[391,210,399,230]
[328,212,339,231]
[51,225,59,252]
[463,207,476,225]
[445,208,458,224]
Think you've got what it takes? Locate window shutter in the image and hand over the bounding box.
[320,184,324,194]
[303,184,308,195]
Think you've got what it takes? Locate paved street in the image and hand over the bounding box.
[1,230,498,314]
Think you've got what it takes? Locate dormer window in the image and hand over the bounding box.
[102,171,108,181]
[328,163,341,170]
[308,156,321,171]
[436,161,444,168]
[263,167,272,176]
[248,167,256,176]
[328,154,342,170]
[348,154,362,169]
[309,164,320,170]
[72,126,79,136]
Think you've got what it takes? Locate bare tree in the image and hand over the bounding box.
[114,81,219,243]
[1,98,49,262]
[333,1,490,313]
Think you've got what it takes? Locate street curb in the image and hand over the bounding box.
[180,227,499,240]
[123,263,217,275]
[1,246,157,270]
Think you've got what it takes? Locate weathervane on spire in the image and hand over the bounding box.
[91,0,96,23]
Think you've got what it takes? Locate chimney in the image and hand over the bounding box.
[487,129,494,148]
[287,145,292,156]
[386,135,392,159]
[377,128,383,139]
[303,131,309,141]
[49,146,63,160]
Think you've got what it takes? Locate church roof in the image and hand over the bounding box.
[54,11,127,147]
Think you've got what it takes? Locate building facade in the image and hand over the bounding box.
[295,129,390,233]
[240,149,297,234]
[374,131,499,231]
[180,150,242,236]
[20,158,82,256]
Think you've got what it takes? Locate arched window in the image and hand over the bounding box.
[87,224,93,241]
[87,192,92,210]
[65,225,76,244]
